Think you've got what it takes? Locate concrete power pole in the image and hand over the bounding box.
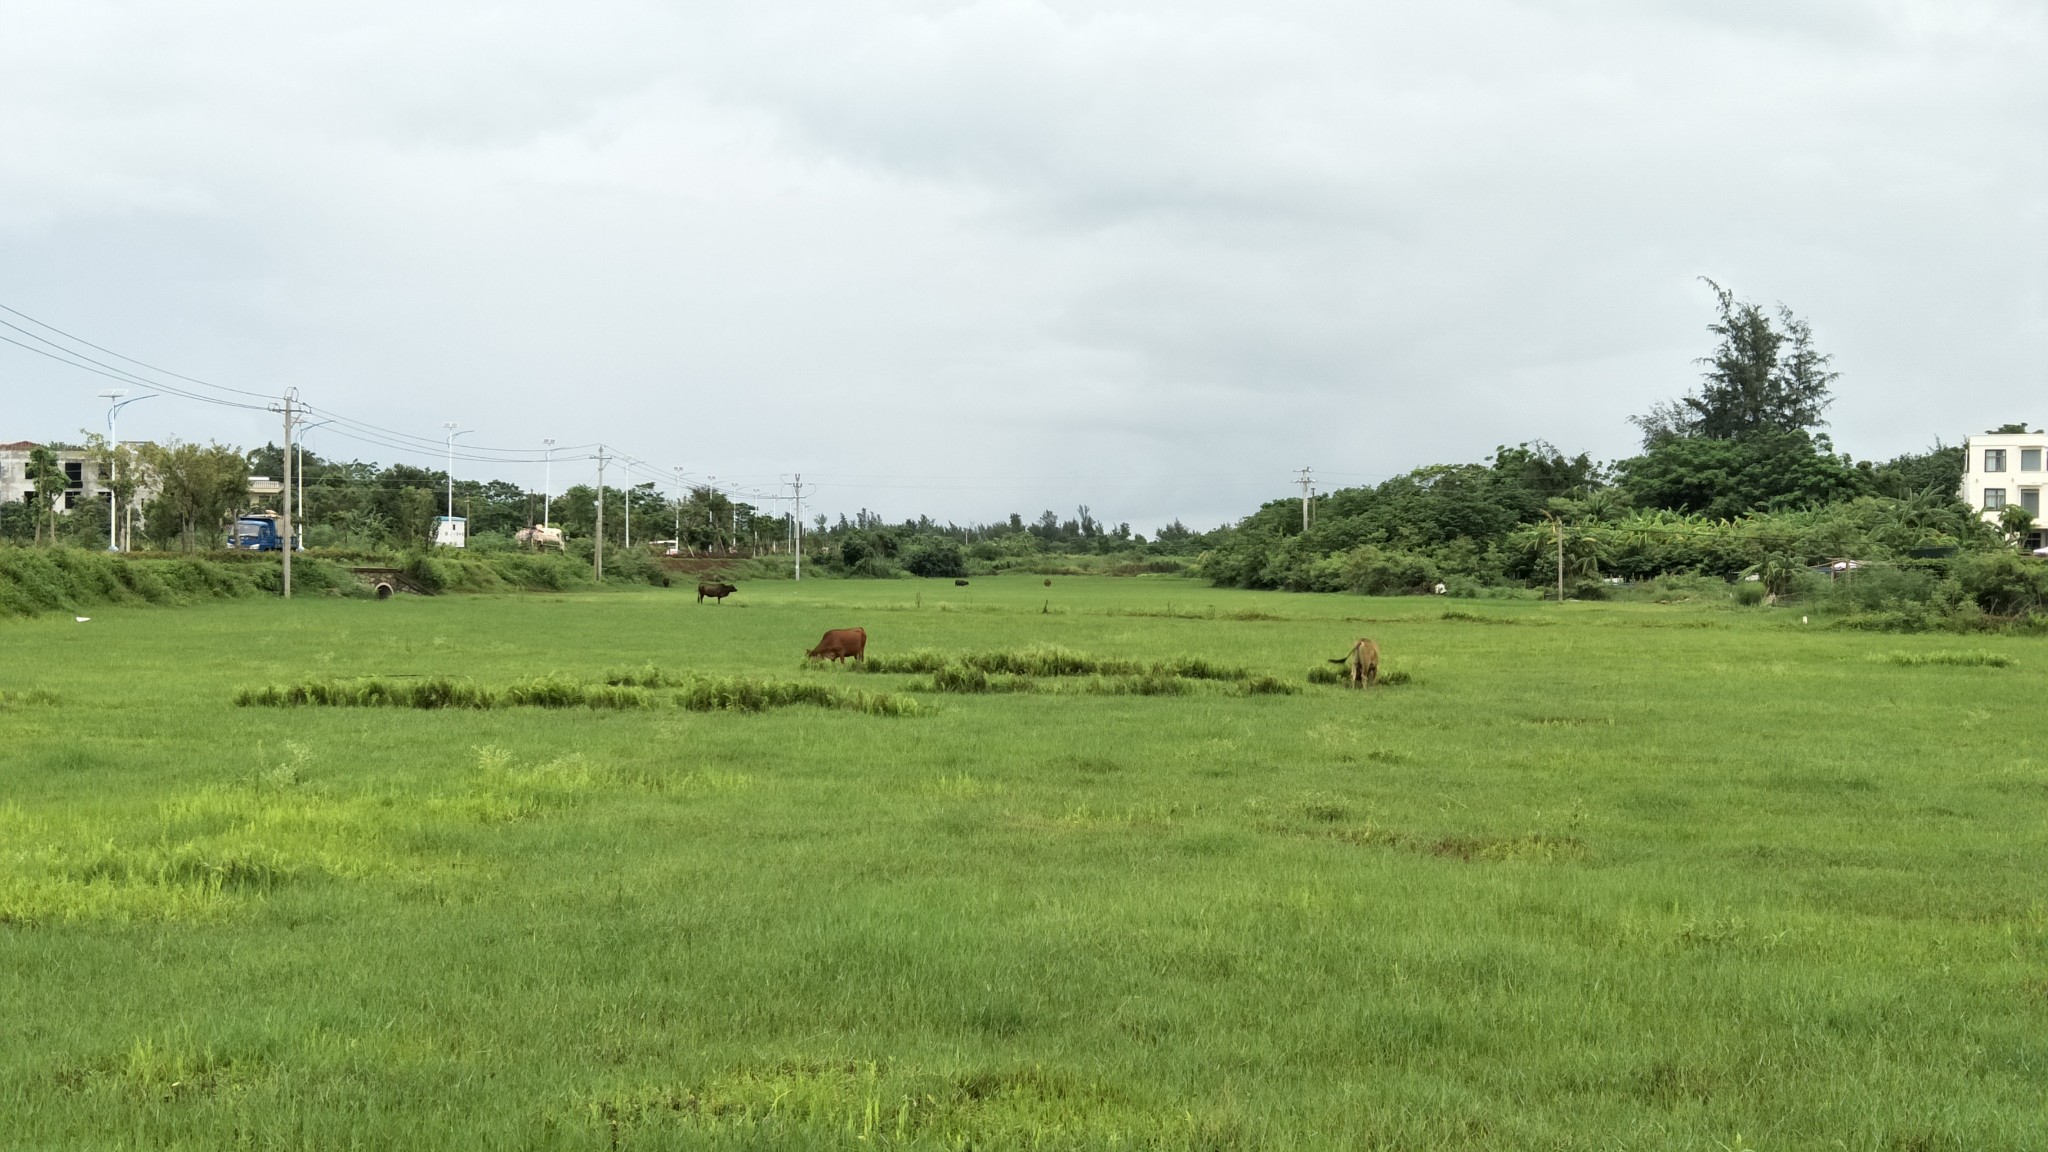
[792,473,803,582]
[1548,513,1566,603]
[1296,465,1315,532]
[279,390,296,599]
[594,446,606,583]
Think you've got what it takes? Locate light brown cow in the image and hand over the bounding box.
[1329,637,1380,687]
[806,627,867,664]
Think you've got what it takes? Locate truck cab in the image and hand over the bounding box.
[228,512,299,552]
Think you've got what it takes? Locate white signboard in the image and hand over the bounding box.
[433,516,467,548]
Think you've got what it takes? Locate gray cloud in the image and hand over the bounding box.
[3,0,2041,529]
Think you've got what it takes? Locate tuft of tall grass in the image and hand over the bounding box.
[917,666,1036,694]
[962,645,1133,677]
[866,645,1251,682]
[675,675,918,716]
[856,649,952,674]
[1148,655,1251,682]
[235,677,495,709]
[602,662,670,687]
[1083,673,1193,696]
[237,674,901,714]
[1880,650,2015,668]
[1306,666,1412,687]
[0,689,62,709]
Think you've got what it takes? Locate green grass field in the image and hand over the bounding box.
[2,575,2043,1150]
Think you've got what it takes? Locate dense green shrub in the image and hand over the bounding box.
[904,536,967,579]
[1953,553,2048,617]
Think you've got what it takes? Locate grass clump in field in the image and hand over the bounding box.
[889,646,1270,696]
[860,649,953,674]
[676,674,918,716]
[235,677,497,709]
[1306,666,1412,687]
[0,688,62,709]
[1879,650,2015,668]
[864,645,1252,683]
[920,665,1036,694]
[237,674,910,715]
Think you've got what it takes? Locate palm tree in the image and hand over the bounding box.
[1997,503,2038,549]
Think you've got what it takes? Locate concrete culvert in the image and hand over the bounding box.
[374,582,395,600]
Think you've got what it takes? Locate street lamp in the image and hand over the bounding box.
[297,418,334,548]
[97,389,157,551]
[442,423,472,521]
[542,437,557,529]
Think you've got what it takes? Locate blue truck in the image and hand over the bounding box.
[228,512,299,552]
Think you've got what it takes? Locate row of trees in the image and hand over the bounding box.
[1196,280,2039,606]
[2,438,256,552]
[4,437,1183,568]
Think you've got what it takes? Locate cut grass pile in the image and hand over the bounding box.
[237,673,917,716]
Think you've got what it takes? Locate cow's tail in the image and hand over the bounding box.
[1328,656,1349,664]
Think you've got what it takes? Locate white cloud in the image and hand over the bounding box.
[2,0,2041,528]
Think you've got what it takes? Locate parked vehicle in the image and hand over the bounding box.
[228,512,299,552]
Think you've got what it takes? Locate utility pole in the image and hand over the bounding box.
[674,466,684,549]
[279,391,296,598]
[1296,465,1315,532]
[1549,513,1566,603]
[595,446,606,583]
[542,438,556,528]
[792,474,803,581]
[624,478,631,550]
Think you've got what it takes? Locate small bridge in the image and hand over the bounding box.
[348,566,434,598]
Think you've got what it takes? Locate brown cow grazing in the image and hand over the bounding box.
[1328,638,1380,687]
[807,627,867,664]
[697,582,737,604]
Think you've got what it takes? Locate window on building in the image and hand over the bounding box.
[1983,488,2005,510]
[2023,448,2043,472]
[1984,449,2007,472]
[2024,489,2042,516]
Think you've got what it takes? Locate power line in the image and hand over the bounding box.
[0,303,277,401]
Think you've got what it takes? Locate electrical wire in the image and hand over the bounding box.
[6,301,1352,515]
[0,303,278,401]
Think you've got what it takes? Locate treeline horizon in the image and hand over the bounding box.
[6,281,2040,611]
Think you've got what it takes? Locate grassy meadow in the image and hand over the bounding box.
[1,574,2043,1150]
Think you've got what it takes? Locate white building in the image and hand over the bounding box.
[0,441,110,510]
[1959,428,2045,550]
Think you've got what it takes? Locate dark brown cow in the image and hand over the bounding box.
[697,582,737,604]
[806,627,867,664]
[1328,637,1380,687]
[954,579,969,587]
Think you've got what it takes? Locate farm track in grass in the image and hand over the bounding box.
[1,574,2044,1149]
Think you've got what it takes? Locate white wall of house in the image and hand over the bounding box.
[0,442,110,510]
[1960,430,2046,546]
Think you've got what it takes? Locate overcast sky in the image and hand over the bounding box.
[3,1,2042,530]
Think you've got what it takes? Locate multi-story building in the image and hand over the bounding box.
[1959,428,2046,551]
[0,441,109,510]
